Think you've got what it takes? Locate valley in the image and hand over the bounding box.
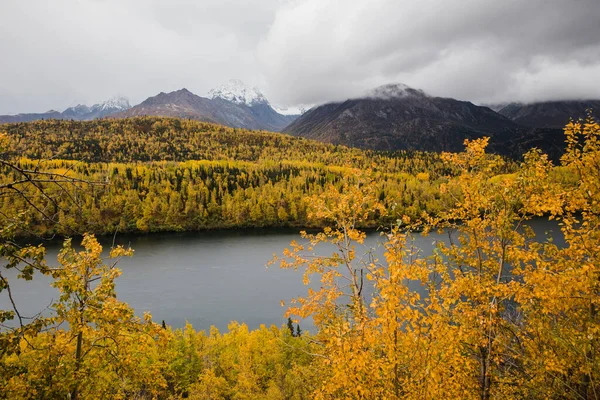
[3,0,600,397]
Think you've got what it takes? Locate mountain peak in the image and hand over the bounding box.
[161,88,197,100]
[66,104,90,110]
[97,96,130,111]
[139,88,202,108]
[366,83,428,100]
[62,104,91,117]
[208,79,268,106]
[61,96,130,119]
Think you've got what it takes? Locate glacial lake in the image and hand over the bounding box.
[0,219,562,333]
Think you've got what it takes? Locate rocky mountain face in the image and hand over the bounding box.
[114,89,216,121]
[282,84,581,160]
[116,81,297,131]
[0,97,131,123]
[285,84,517,152]
[497,100,600,128]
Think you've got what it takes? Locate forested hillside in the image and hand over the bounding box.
[0,117,471,236]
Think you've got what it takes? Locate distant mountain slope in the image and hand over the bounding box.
[244,102,298,132]
[283,84,567,160]
[497,100,600,128]
[285,84,518,152]
[481,102,512,112]
[0,110,63,124]
[116,81,297,131]
[63,97,131,120]
[206,79,298,131]
[0,97,131,123]
[114,89,219,123]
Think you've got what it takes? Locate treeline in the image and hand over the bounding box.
[0,117,474,236]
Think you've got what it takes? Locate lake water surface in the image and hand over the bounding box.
[0,219,562,332]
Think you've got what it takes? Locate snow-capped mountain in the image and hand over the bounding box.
[208,79,304,116]
[62,104,92,119]
[90,96,131,113]
[0,97,131,123]
[208,79,269,106]
[64,97,131,120]
[116,85,299,132]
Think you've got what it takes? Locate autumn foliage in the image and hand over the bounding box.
[0,117,460,236]
[274,114,600,399]
[0,115,599,399]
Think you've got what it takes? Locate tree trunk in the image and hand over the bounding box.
[479,346,491,400]
[71,331,83,400]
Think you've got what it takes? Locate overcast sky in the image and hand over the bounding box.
[1,0,599,114]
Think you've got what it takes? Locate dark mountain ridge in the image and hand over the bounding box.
[283,84,586,160]
[497,100,600,128]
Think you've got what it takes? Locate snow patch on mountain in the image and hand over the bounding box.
[65,104,91,113]
[64,97,130,114]
[60,96,131,120]
[92,96,131,111]
[208,79,268,106]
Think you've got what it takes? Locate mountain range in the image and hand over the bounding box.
[114,80,297,132]
[283,84,598,160]
[1,80,598,159]
[496,100,600,128]
[0,80,298,132]
[0,97,131,123]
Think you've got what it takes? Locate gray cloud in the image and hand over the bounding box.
[0,0,280,114]
[1,0,599,114]
[258,0,600,106]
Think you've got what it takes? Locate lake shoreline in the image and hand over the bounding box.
[16,224,394,247]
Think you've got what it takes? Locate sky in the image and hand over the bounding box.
[1,0,599,114]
